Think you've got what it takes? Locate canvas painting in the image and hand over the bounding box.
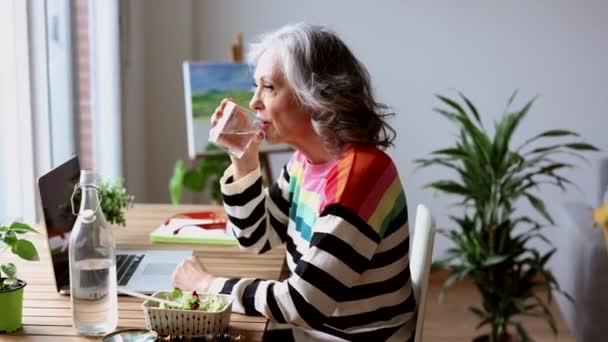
[183,61,254,158]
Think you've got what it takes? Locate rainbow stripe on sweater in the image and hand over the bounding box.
[287,146,407,241]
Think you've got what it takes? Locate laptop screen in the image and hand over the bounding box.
[38,156,80,291]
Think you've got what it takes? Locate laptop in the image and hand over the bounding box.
[38,156,192,295]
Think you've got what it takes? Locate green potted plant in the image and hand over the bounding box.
[70,177,135,227]
[170,144,232,205]
[415,92,598,342]
[98,178,135,226]
[0,221,40,332]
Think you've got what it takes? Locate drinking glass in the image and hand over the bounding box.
[208,101,264,158]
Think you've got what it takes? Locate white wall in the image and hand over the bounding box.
[123,0,608,259]
[123,0,196,202]
[122,0,148,202]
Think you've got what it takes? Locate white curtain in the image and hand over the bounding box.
[90,0,123,180]
[0,0,40,223]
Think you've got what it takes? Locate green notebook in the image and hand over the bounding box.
[149,218,238,246]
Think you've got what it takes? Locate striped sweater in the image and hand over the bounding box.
[209,146,416,341]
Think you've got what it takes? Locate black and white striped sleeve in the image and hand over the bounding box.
[220,164,291,254]
[207,205,382,339]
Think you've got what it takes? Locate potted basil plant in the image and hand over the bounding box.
[0,221,40,332]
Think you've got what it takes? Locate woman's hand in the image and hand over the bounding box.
[171,256,216,292]
[211,99,263,180]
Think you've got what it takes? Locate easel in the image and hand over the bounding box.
[193,33,293,184]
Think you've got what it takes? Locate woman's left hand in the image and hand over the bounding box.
[171,256,216,292]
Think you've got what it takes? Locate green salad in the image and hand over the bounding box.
[159,289,227,312]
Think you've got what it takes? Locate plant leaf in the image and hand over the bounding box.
[2,231,17,246]
[468,306,487,319]
[524,193,554,224]
[459,92,482,125]
[11,239,39,261]
[1,263,16,278]
[439,268,469,302]
[518,129,580,151]
[426,180,470,196]
[482,255,509,267]
[564,142,599,151]
[505,89,519,111]
[169,160,185,204]
[2,278,17,287]
[436,94,467,116]
[512,322,532,342]
[9,222,38,234]
[183,169,205,191]
[430,147,470,159]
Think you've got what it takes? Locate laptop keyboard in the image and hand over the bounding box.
[116,254,144,286]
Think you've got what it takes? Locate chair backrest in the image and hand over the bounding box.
[409,204,436,342]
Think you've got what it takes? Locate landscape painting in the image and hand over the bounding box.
[183,61,253,158]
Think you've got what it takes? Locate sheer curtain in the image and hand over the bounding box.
[89,0,122,180]
[0,0,39,223]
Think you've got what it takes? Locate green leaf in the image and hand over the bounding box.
[436,94,467,116]
[518,129,580,150]
[524,193,554,225]
[169,160,186,204]
[433,108,461,124]
[540,249,556,266]
[430,147,470,159]
[2,231,17,246]
[564,142,599,151]
[482,255,509,267]
[183,169,205,191]
[533,294,558,335]
[505,89,519,110]
[537,162,573,174]
[468,306,487,319]
[426,181,470,196]
[512,322,532,342]
[11,239,39,261]
[170,288,183,300]
[439,268,469,302]
[2,278,17,287]
[459,92,482,125]
[9,222,38,234]
[1,263,16,278]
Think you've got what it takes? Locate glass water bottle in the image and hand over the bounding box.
[68,170,118,335]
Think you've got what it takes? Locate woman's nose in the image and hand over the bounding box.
[249,91,263,112]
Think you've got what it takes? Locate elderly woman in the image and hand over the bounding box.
[172,23,416,341]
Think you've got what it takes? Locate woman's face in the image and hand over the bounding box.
[249,49,311,145]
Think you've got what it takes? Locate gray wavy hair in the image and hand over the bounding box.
[247,23,396,154]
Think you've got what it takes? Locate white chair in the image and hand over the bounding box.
[409,204,436,342]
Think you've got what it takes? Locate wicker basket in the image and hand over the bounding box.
[142,291,233,336]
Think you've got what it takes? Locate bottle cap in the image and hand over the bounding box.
[79,170,99,188]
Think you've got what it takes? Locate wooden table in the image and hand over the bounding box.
[1,204,285,341]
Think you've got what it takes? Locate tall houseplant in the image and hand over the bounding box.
[0,221,40,332]
[416,92,598,341]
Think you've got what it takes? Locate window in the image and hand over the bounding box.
[0,0,122,223]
